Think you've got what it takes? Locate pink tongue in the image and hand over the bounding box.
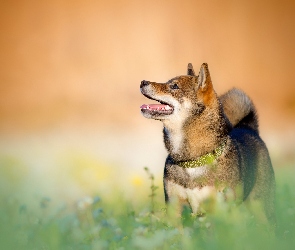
[140,104,172,111]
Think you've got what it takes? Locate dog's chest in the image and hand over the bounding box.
[185,166,208,177]
[165,166,215,213]
[166,179,215,213]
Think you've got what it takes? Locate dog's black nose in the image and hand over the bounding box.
[140,80,150,88]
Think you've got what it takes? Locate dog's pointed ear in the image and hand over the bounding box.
[187,63,195,76]
[198,63,212,91]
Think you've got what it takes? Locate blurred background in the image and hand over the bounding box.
[0,0,295,204]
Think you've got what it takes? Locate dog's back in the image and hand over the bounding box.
[221,88,275,222]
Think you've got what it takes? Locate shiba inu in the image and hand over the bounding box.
[140,63,275,223]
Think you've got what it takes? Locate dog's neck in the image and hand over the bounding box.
[163,100,231,162]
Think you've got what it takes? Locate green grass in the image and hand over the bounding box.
[0,166,295,250]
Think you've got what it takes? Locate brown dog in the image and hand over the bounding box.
[140,63,275,223]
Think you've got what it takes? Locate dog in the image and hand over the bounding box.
[140,63,275,223]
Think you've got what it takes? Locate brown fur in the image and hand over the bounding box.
[220,88,259,131]
[140,63,275,224]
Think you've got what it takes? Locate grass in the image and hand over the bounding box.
[0,165,295,250]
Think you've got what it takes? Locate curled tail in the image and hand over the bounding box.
[220,88,259,132]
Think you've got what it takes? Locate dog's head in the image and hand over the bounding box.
[140,63,216,122]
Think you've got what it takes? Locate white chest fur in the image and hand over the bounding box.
[185,166,208,177]
[164,127,183,154]
[162,97,193,155]
[166,166,214,214]
[166,180,215,214]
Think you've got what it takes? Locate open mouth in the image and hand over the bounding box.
[140,93,174,116]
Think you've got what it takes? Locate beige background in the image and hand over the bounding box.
[0,0,294,200]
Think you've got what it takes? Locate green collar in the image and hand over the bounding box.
[177,139,227,168]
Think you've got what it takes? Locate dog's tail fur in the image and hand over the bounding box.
[220,88,259,132]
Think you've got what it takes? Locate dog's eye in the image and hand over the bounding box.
[170,83,179,90]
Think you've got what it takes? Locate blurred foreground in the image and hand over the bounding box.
[0,166,294,249]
